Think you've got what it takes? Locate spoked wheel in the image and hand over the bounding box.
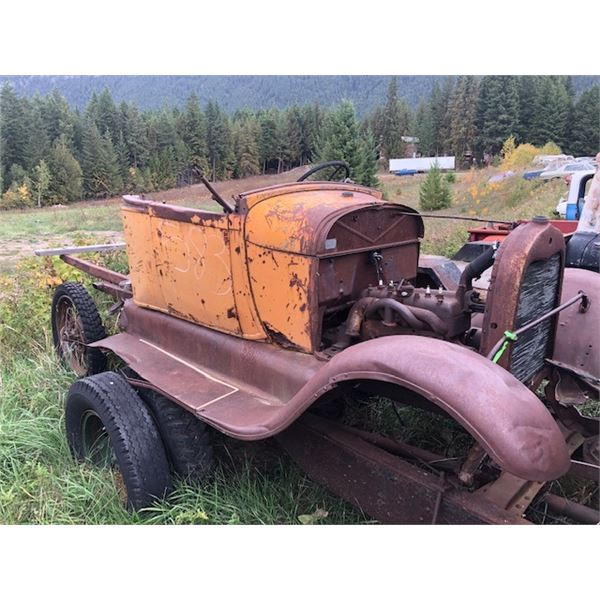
[66,372,172,511]
[51,282,107,376]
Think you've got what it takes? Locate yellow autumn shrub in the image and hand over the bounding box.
[501,137,563,169]
[0,183,35,209]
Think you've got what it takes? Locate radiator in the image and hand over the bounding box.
[510,253,561,383]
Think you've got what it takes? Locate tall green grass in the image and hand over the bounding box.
[0,347,368,525]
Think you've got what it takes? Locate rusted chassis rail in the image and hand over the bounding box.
[278,413,534,525]
[278,414,600,525]
[34,244,132,301]
[60,255,133,301]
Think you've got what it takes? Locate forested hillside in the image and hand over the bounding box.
[1,75,598,209]
[0,76,443,115]
[2,75,599,115]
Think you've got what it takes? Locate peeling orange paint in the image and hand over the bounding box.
[120,183,405,353]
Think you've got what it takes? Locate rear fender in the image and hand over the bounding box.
[295,336,570,482]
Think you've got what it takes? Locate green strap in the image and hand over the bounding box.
[492,330,518,364]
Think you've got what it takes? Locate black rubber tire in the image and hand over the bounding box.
[141,390,215,482]
[51,282,107,376]
[66,372,172,511]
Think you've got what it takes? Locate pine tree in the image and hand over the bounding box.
[120,102,148,168]
[181,93,208,173]
[0,83,31,189]
[99,131,123,194]
[379,77,409,160]
[40,89,75,147]
[530,77,571,148]
[234,119,261,178]
[7,164,31,188]
[94,87,120,143]
[115,130,130,184]
[414,100,434,156]
[145,109,185,186]
[153,109,179,151]
[71,108,85,160]
[448,76,478,163]
[366,105,385,159]
[562,76,576,150]
[300,103,324,165]
[81,121,122,197]
[316,100,362,178]
[47,136,83,202]
[81,121,102,196]
[258,109,281,173]
[515,75,539,143]
[419,162,451,211]
[569,86,600,156]
[355,130,379,187]
[172,137,190,182]
[26,98,50,170]
[283,106,303,169]
[430,77,454,155]
[205,100,231,181]
[476,76,520,155]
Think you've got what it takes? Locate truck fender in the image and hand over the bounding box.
[552,267,600,385]
[292,336,570,482]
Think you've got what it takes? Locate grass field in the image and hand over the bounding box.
[0,167,574,524]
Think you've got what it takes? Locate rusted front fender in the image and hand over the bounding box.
[552,268,600,386]
[294,336,570,482]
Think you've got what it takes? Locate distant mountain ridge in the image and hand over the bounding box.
[3,75,597,116]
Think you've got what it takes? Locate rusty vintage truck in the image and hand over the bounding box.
[40,162,599,523]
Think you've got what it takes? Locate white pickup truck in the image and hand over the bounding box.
[555,169,596,220]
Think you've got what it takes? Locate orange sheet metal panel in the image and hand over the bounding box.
[122,207,167,310]
[122,202,242,336]
[227,215,267,340]
[242,181,383,210]
[243,184,383,255]
[242,184,384,352]
[246,245,314,351]
[150,214,241,335]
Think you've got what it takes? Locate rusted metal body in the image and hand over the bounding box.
[542,493,599,524]
[277,413,530,524]
[480,219,565,379]
[35,242,127,256]
[48,175,599,524]
[467,219,578,243]
[475,427,584,518]
[61,254,129,286]
[91,302,570,481]
[552,267,600,390]
[122,185,422,352]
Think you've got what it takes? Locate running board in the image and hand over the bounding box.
[90,332,285,439]
[89,301,323,440]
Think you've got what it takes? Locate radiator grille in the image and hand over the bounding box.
[510,253,561,382]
